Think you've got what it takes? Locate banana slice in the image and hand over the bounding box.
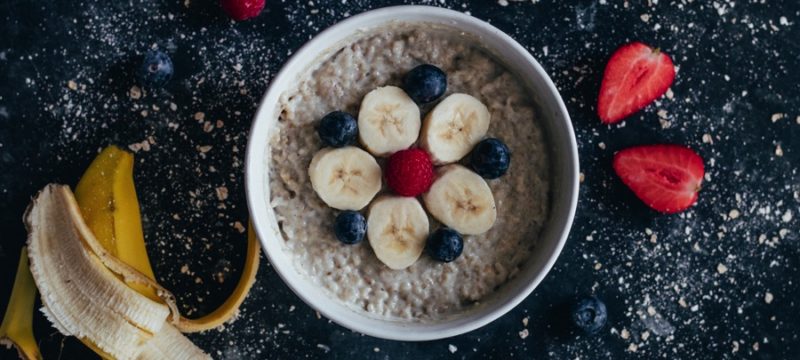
[367,196,430,270]
[309,146,382,210]
[422,165,497,235]
[420,93,490,164]
[358,86,421,156]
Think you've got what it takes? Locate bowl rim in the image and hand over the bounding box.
[245,5,579,341]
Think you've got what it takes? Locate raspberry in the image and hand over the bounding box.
[385,149,435,197]
[220,0,265,21]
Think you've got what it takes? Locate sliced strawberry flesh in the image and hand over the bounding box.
[598,42,676,124]
[613,144,704,214]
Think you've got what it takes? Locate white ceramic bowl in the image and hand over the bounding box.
[245,5,579,341]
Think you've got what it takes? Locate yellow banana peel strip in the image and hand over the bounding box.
[176,225,260,332]
[75,145,260,333]
[0,247,42,360]
[74,145,160,302]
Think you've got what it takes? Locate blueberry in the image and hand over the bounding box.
[470,138,511,179]
[426,228,464,262]
[137,50,173,89]
[571,296,607,334]
[403,64,447,104]
[333,211,366,245]
[318,111,358,147]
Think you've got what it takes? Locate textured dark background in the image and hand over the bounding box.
[1,0,799,359]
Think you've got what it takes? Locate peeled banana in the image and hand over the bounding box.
[26,185,172,359]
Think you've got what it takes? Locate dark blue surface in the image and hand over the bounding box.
[1,1,799,359]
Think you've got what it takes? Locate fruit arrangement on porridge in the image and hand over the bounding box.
[308,63,510,270]
[270,27,550,320]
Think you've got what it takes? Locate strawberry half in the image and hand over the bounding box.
[597,42,675,124]
[613,144,704,214]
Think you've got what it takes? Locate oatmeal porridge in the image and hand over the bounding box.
[268,25,551,320]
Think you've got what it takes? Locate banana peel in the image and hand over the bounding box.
[74,145,260,332]
[0,248,42,360]
[14,145,257,359]
[177,225,260,332]
[74,145,159,302]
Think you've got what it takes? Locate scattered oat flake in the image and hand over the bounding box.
[702,134,713,144]
[234,221,246,233]
[197,145,212,153]
[180,264,189,274]
[782,210,793,222]
[316,344,330,353]
[717,263,728,274]
[728,209,740,219]
[67,80,78,90]
[775,144,783,157]
[522,316,529,327]
[194,112,205,121]
[764,292,773,304]
[627,343,638,352]
[665,88,674,99]
[129,85,142,99]
[640,14,651,22]
[498,0,509,6]
[519,329,529,339]
[621,328,630,339]
[579,172,585,183]
[771,113,784,122]
[216,186,229,201]
[448,344,457,353]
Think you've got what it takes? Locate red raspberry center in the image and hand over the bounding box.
[385,149,435,197]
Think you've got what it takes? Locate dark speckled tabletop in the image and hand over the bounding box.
[1,0,799,359]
